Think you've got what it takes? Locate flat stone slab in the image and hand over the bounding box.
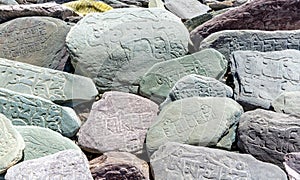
[66,8,189,93]
[0,114,25,174]
[197,29,300,59]
[0,16,70,70]
[78,91,159,154]
[146,97,243,156]
[160,74,233,108]
[0,88,81,137]
[230,50,300,110]
[150,142,288,180]
[272,91,300,117]
[15,126,80,161]
[0,58,97,104]
[237,109,300,168]
[5,149,93,180]
[90,152,149,180]
[284,152,300,180]
[139,48,227,104]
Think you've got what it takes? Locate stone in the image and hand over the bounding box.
[15,126,81,161]
[0,58,98,104]
[117,0,148,7]
[237,109,300,168]
[0,16,70,70]
[146,97,243,156]
[272,91,300,117]
[148,0,164,8]
[5,149,93,180]
[0,3,78,24]
[0,0,17,5]
[207,0,234,10]
[139,48,227,104]
[230,50,300,110]
[0,114,25,174]
[184,13,213,32]
[66,8,189,93]
[164,0,210,20]
[78,91,159,154]
[160,74,233,108]
[90,152,149,180]
[99,0,135,8]
[63,0,113,16]
[284,152,300,180]
[0,88,81,137]
[150,142,288,179]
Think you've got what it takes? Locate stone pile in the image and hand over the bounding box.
[0,0,299,179]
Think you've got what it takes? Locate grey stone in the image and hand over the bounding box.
[230,50,300,110]
[90,152,149,180]
[0,87,81,137]
[237,109,300,168]
[15,126,80,161]
[160,74,233,108]
[139,48,227,104]
[66,8,189,93]
[0,58,98,104]
[78,91,159,154]
[99,0,136,8]
[0,114,25,174]
[284,152,300,180]
[146,97,243,156]
[272,91,300,117]
[164,0,210,19]
[0,16,71,70]
[0,0,18,5]
[5,149,93,180]
[150,142,288,180]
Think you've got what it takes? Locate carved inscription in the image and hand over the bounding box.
[0,120,16,157]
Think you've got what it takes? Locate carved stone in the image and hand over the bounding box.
[284,152,300,180]
[0,88,81,137]
[0,58,98,104]
[237,109,300,168]
[5,150,93,180]
[148,0,164,8]
[0,114,25,174]
[272,91,300,117]
[0,0,17,5]
[78,91,159,154]
[0,16,70,70]
[90,152,149,180]
[62,0,113,16]
[146,97,243,157]
[16,126,80,161]
[230,50,300,110]
[66,8,189,93]
[150,142,288,180]
[160,74,233,108]
[139,48,227,104]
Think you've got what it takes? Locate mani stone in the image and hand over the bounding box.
[150,142,288,180]
[0,114,25,174]
[164,0,210,20]
[0,58,97,104]
[0,87,81,137]
[272,91,300,117]
[15,126,80,161]
[139,48,227,104]
[77,91,159,154]
[66,8,189,93]
[63,0,113,16]
[230,50,300,110]
[0,0,18,5]
[5,149,93,180]
[237,109,300,168]
[284,152,300,180]
[146,97,243,157]
[0,16,70,70]
[0,3,78,24]
[148,0,164,8]
[90,152,149,180]
[160,74,233,108]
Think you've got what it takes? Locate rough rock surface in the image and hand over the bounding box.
[63,0,113,16]
[0,114,25,174]
[66,8,189,93]
[146,97,243,156]
[90,152,149,180]
[78,91,158,154]
[272,91,300,117]
[0,88,81,137]
[5,150,93,180]
[284,152,300,180]
[150,142,288,180]
[0,0,18,5]
[237,109,300,168]
[230,50,300,110]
